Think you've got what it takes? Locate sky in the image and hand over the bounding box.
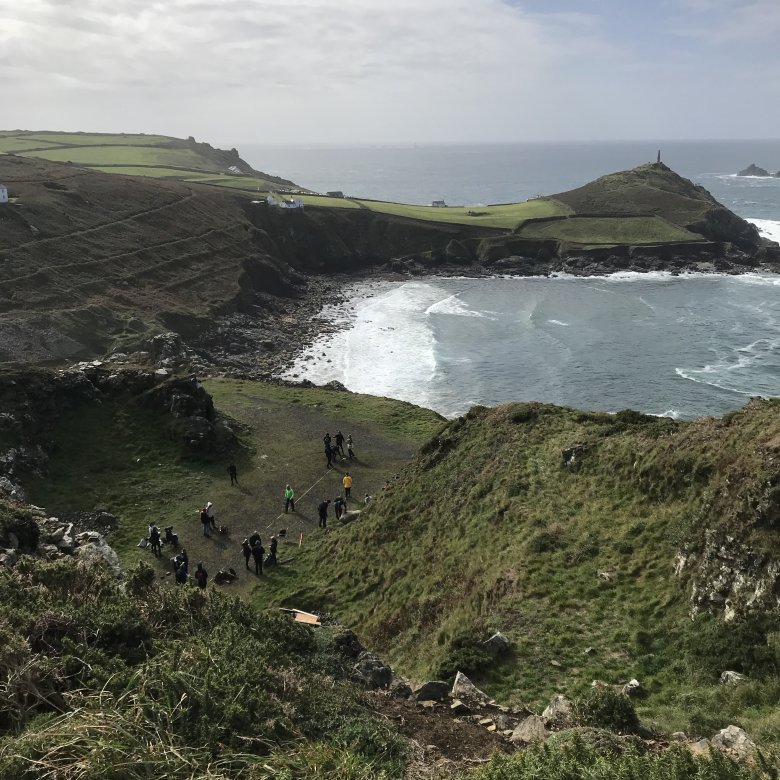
[1,0,779,145]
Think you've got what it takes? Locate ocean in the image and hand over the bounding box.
[242,141,780,418]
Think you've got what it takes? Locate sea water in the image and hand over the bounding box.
[243,141,780,418]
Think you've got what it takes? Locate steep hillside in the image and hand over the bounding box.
[256,399,780,745]
[552,162,763,251]
[0,129,295,190]
[0,155,500,366]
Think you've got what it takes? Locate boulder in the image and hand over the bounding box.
[482,631,511,657]
[389,679,413,699]
[720,671,748,685]
[542,694,574,728]
[0,549,18,566]
[711,725,756,760]
[74,535,122,577]
[353,651,393,690]
[622,678,642,697]
[510,715,548,744]
[450,699,472,715]
[451,672,491,705]
[671,731,687,742]
[689,738,711,757]
[413,680,449,702]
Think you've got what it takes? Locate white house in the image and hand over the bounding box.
[0,184,8,204]
[268,194,304,210]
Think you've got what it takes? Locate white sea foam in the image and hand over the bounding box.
[747,218,780,245]
[425,293,497,319]
[283,280,448,410]
[546,319,570,326]
[650,409,682,420]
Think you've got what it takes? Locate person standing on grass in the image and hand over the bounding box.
[175,563,188,584]
[284,484,295,513]
[347,434,355,460]
[323,432,332,449]
[268,535,278,566]
[251,539,265,575]
[249,530,261,548]
[325,442,335,469]
[334,495,345,521]
[200,506,211,537]
[318,499,330,529]
[149,524,161,557]
[335,430,345,457]
[194,562,208,589]
[227,463,238,485]
[342,472,353,500]
[241,538,252,569]
[206,501,216,531]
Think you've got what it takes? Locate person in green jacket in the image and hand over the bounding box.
[284,484,295,513]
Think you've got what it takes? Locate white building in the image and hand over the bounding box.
[0,184,8,204]
[267,194,304,210]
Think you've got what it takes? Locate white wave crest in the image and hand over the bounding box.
[425,293,497,319]
[546,319,570,326]
[747,218,780,245]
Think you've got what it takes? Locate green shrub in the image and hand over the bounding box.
[574,688,639,733]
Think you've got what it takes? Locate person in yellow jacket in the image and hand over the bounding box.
[342,472,353,500]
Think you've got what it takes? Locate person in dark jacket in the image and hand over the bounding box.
[267,535,278,566]
[318,499,330,529]
[149,524,161,557]
[194,562,208,589]
[241,538,252,569]
[249,530,261,547]
[335,430,345,457]
[200,507,211,537]
[334,495,345,520]
[251,540,265,575]
[227,463,238,485]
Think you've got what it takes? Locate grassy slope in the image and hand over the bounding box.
[251,400,780,745]
[353,198,571,230]
[29,379,445,596]
[517,215,701,245]
[1,130,290,190]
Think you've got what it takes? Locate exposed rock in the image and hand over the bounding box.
[689,738,711,757]
[622,679,642,697]
[720,670,748,685]
[451,672,491,705]
[711,725,756,760]
[738,164,771,177]
[74,533,122,577]
[413,680,450,702]
[562,444,588,473]
[389,679,413,699]
[684,529,780,621]
[0,549,18,566]
[542,694,574,728]
[450,699,471,715]
[510,715,548,744]
[482,631,510,656]
[353,651,394,690]
[671,731,687,742]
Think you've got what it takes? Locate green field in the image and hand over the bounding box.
[355,198,571,229]
[0,137,59,153]
[88,165,217,179]
[19,144,217,170]
[517,215,701,245]
[22,132,174,146]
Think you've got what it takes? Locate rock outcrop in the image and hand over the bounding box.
[737,164,772,177]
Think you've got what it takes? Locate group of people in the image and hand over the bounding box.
[141,425,372,589]
[324,430,355,468]
[241,531,279,575]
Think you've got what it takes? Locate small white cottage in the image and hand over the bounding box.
[0,184,8,204]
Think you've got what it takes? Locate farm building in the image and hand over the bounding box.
[326,191,344,198]
[431,200,446,207]
[267,194,304,210]
[0,184,8,203]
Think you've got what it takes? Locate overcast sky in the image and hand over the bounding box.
[1,0,779,145]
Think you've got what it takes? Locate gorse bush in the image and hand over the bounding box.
[459,738,764,780]
[0,557,407,779]
[574,689,639,733]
